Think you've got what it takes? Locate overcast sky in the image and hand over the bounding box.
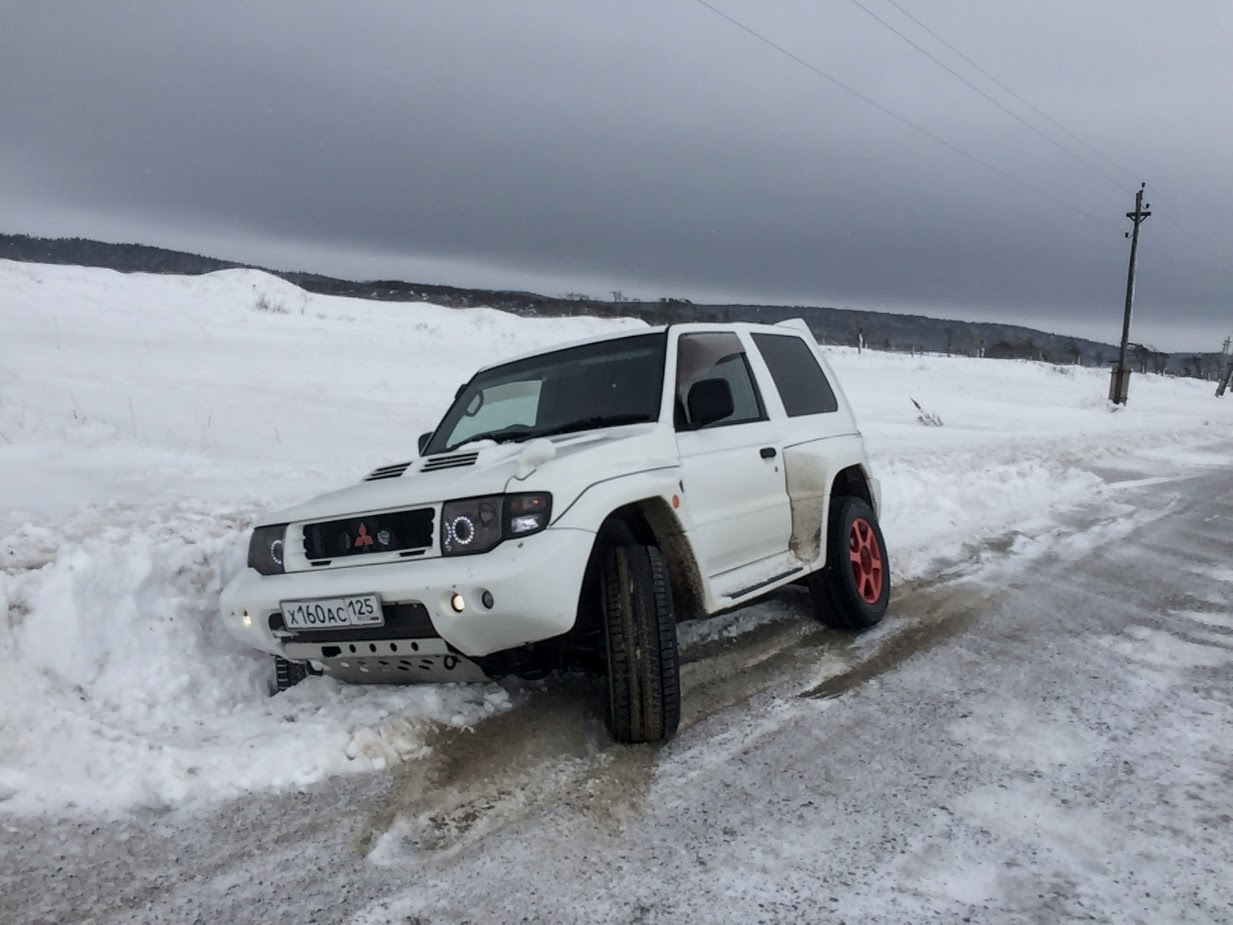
[3,1,1230,350]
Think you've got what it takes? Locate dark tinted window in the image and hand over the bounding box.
[751,333,839,416]
[675,332,766,430]
[426,332,667,453]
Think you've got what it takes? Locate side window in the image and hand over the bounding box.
[675,332,766,430]
[751,333,839,416]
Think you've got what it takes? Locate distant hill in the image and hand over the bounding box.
[2,233,1224,379]
[0,234,248,276]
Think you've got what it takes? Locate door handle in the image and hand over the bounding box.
[760,447,777,459]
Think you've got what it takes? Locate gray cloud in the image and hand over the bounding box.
[2,0,1229,350]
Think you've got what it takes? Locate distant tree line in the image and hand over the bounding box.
[0,234,247,275]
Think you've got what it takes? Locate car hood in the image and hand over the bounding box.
[257,423,678,525]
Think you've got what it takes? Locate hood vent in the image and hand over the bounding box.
[420,451,480,473]
[365,462,412,481]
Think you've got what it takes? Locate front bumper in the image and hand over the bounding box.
[219,526,596,659]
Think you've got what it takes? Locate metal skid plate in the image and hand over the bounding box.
[283,636,489,684]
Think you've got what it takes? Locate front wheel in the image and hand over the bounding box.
[600,544,681,743]
[809,496,890,630]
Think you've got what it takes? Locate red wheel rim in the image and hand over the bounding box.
[849,518,884,605]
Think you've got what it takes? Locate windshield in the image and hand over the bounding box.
[424,332,668,454]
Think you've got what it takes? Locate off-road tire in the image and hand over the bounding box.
[809,495,890,630]
[600,544,681,743]
[274,655,309,693]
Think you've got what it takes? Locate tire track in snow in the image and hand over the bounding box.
[360,576,993,864]
[356,479,1178,865]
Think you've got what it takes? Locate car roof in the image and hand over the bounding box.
[475,318,815,373]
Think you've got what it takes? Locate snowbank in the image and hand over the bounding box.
[1,258,1230,814]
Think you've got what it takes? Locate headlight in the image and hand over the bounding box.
[507,492,551,535]
[442,496,504,555]
[440,493,552,556]
[248,524,288,575]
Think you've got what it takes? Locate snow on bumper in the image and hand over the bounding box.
[219,526,595,659]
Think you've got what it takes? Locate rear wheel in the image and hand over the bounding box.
[600,544,681,743]
[273,655,309,692]
[809,496,890,630]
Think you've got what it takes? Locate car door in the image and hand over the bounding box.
[673,330,792,578]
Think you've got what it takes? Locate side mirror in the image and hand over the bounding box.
[417,432,433,455]
[686,378,734,428]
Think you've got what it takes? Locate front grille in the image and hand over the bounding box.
[365,461,412,481]
[421,452,479,473]
[277,601,437,642]
[302,508,434,561]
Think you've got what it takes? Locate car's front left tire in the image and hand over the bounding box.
[600,544,681,744]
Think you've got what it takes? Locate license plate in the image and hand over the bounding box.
[281,594,383,630]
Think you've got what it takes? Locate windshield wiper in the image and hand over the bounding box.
[447,414,652,453]
[446,425,539,452]
[521,413,654,441]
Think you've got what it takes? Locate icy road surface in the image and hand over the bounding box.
[3,450,1231,923]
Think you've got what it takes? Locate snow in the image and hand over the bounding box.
[2,257,1232,816]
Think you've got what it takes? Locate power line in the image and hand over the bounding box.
[689,0,1227,285]
[874,2,1230,271]
[845,0,1130,195]
[687,0,1098,221]
[880,0,1143,188]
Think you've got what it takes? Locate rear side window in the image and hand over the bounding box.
[751,333,839,416]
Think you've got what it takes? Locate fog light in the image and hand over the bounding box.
[241,611,252,627]
[481,590,494,609]
[450,592,466,613]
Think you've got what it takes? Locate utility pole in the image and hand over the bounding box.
[1109,183,1151,404]
[1217,336,1233,397]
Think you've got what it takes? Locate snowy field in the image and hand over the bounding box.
[2,258,1231,816]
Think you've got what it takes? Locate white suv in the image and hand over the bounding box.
[220,319,889,742]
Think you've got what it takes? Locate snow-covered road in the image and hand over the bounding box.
[4,446,1231,924]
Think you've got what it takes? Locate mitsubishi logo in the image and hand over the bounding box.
[354,523,375,549]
